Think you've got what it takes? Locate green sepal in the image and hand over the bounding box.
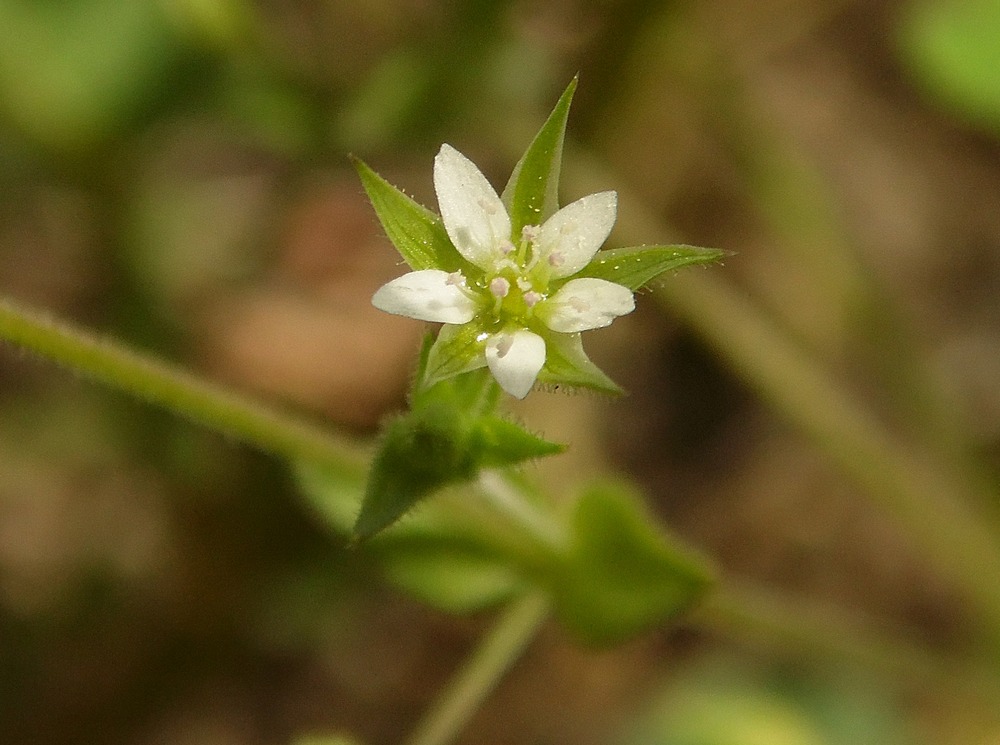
[501,77,577,236]
[352,155,473,274]
[536,332,622,396]
[553,482,715,646]
[577,244,727,291]
[420,322,488,391]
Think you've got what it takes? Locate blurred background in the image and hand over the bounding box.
[2,0,1000,743]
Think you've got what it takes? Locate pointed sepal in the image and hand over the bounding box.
[501,77,577,236]
[536,332,623,396]
[352,155,473,273]
[577,244,728,291]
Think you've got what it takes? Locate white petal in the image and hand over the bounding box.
[434,144,512,271]
[536,191,617,278]
[372,269,477,324]
[485,330,545,399]
[542,278,634,333]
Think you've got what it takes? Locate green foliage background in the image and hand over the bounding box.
[3,1,1000,744]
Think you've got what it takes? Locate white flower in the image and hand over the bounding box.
[372,144,635,398]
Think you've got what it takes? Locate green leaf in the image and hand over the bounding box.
[354,402,475,540]
[357,366,563,540]
[553,482,714,646]
[352,156,471,273]
[0,0,186,154]
[576,244,728,291]
[536,332,623,395]
[472,416,565,467]
[376,534,526,613]
[294,462,530,613]
[501,77,577,236]
[899,0,1000,132]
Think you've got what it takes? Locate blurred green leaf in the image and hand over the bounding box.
[578,244,728,292]
[553,482,714,646]
[294,463,537,613]
[0,0,189,153]
[501,77,577,235]
[900,0,1000,131]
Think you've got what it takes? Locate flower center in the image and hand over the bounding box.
[479,224,561,324]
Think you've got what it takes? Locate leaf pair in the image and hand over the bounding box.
[355,364,562,540]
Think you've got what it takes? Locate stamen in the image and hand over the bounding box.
[445,271,465,286]
[516,277,532,291]
[478,197,498,215]
[521,225,540,243]
[498,239,516,255]
[523,291,542,308]
[548,251,565,268]
[490,277,510,298]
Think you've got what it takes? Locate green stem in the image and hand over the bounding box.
[0,296,364,475]
[404,593,550,745]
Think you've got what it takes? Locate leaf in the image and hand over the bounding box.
[352,156,471,273]
[553,482,714,646]
[356,367,563,540]
[536,332,623,395]
[472,416,565,467]
[354,402,475,540]
[899,0,1000,132]
[376,534,526,613]
[576,244,728,291]
[501,77,577,236]
[294,461,530,613]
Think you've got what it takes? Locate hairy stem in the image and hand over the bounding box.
[0,297,364,475]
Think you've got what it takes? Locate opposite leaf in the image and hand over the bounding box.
[553,481,715,646]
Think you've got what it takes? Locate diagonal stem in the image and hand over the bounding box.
[404,593,550,745]
[0,296,365,476]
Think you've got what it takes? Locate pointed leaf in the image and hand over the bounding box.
[576,244,727,291]
[352,156,472,273]
[294,461,529,613]
[554,482,715,646]
[354,403,476,539]
[501,77,577,235]
[536,332,623,395]
[472,416,565,467]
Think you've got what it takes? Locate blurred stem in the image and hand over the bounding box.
[405,593,550,745]
[566,156,1000,650]
[0,296,364,475]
